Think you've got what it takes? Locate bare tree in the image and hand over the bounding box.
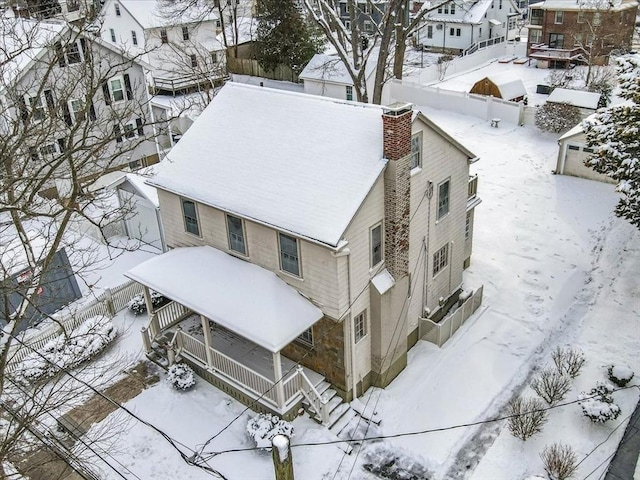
[0,14,168,477]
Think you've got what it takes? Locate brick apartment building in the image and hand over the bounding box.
[527,0,638,67]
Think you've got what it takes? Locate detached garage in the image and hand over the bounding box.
[111,172,166,251]
[555,120,615,184]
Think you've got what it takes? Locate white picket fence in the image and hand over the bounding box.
[419,286,484,347]
[6,279,143,369]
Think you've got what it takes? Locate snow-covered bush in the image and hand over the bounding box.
[14,315,117,383]
[128,291,167,315]
[167,363,196,391]
[535,102,581,133]
[531,368,572,405]
[507,396,547,441]
[246,413,293,450]
[540,443,577,480]
[579,383,621,423]
[362,444,431,480]
[551,347,586,378]
[607,365,634,387]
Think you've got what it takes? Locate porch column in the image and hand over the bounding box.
[142,285,155,315]
[200,315,215,370]
[272,351,286,410]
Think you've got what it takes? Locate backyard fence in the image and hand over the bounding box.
[419,286,484,348]
[226,55,300,83]
[6,279,143,369]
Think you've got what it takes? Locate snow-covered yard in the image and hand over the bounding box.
[78,104,640,480]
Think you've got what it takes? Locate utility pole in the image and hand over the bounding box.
[271,434,294,480]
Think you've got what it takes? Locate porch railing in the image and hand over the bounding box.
[171,329,328,420]
[156,301,190,331]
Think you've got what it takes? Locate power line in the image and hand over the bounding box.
[4,332,229,479]
[202,385,640,457]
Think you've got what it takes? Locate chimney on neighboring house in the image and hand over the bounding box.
[382,102,412,281]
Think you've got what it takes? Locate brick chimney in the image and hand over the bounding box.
[382,103,412,280]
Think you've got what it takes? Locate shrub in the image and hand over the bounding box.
[535,102,581,133]
[551,347,586,378]
[363,444,431,480]
[531,368,572,405]
[607,365,634,387]
[507,396,548,441]
[540,443,578,480]
[167,363,196,391]
[579,383,621,423]
[128,291,167,315]
[246,414,294,450]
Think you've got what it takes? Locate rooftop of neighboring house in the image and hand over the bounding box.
[547,88,600,109]
[529,0,638,11]
[106,0,219,30]
[0,17,65,84]
[299,53,377,85]
[148,82,388,247]
[426,0,519,24]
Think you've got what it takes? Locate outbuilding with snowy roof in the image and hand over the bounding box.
[469,74,527,102]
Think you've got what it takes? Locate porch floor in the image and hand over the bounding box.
[174,314,324,386]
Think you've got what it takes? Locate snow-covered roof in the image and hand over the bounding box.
[125,246,323,352]
[547,88,600,110]
[481,74,527,100]
[217,16,256,46]
[299,53,376,85]
[534,0,635,10]
[558,113,596,141]
[427,0,493,25]
[0,18,65,85]
[371,269,395,295]
[149,82,387,247]
[117,0,218,29]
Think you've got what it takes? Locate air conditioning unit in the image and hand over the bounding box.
[436,24,443,30]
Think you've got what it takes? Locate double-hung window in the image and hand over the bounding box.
[132,30,138,46]
[182,26,190,40]
[437,179,450,219]
[354,310,367,342]
[190,54,198,68]
[110,77,125,102]
[346,85,353,101]
[433,243,449,276]
[554,10,564,24]
[110,28,116,42]
[160,28,168,43]
[410,133,422,170]
[370,223,383,268]
[279,233,300,276]
[181,198,200,236]
[226,214,246,255]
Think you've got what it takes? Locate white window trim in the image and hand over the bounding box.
[433,243,449,277]
[278,232,302,278]
[181,197,201,237]
[226,214,248,256]
[109,76,125,103]
[410,131,422,170]
[354,310,367,343]
[370,222,384,269]
[296,327,314,346]
[437,178,451,220]
[554,10,563,24]
[110,28,116,42]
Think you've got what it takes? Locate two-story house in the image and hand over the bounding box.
[416,0,521,54]
[527,0,638,68]
[126,83,482,424]
[99,0,226,95]
[1,17,160,195]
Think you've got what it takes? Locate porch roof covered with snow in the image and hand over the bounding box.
[125,246,323,352]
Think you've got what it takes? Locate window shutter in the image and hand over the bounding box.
[55,42,66,67]
[102,81,112,105]
[61,102,73,126]
[135,118,144,136]
[44,90,55,112]
[113,124,122,143]
[17,96,29,123]
[123,74,133,101]
[79,38,90,61]
[89,102,97,121]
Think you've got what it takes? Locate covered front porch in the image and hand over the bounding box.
[126,246,330,422]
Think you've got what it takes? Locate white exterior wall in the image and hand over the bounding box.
[406,119,470,333]
[302,79,352,101]
[341,175,386,388]
[6,32,156,178]
[100,1,145,55]
[157,189,345,320]
[556,135,615,184]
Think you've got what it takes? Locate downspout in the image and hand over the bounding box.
[423,182,433,315]
[347,253,357,399]
[557,140,567,175]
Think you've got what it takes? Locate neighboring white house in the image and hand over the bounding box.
[0,17,161,194]
[299,53,385,103]
[547,87,600,118]
[126,83,483,424]
[416,0,521,54]
[99,0,226,94]
[555,118,614,184]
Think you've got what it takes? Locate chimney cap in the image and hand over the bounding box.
[382,102,412,117]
